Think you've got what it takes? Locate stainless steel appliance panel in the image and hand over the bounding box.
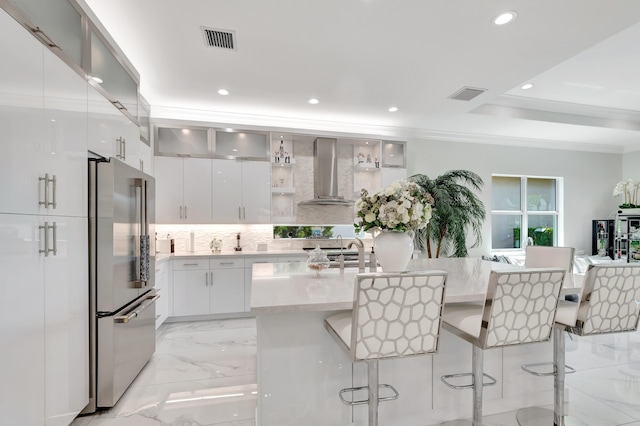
[96,291,158,407]
[96,159,155,312]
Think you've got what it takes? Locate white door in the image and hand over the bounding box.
[44,216,88,426]
[154,156,184,223]
[212,159,242,223]
[0,10,44,216]
[242,161,271,223]
[43,47,88,218]
[0,213,45,425]
[210,268,245,314]
[172,270,210,316]
[183,157,212,223]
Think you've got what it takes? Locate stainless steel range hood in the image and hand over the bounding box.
[298,137,354,207]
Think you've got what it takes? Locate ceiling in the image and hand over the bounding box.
[81,0,640,153]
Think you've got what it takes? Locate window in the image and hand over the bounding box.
[491,175,562,250]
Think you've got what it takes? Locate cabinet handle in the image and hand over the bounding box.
[140,159,144,171]
[39,222,49,257]
[179,206,183,219]
[238,206,242,220]
[122,138,126,161]
[39,173,50,208]
[50,175,57,209]
[183,263,199,266]
[112,100,128,112]
[31,27,59,49]
[184,206,187,219]
[243,206,246,220]
[210,272,214,286]
[48,222,57,256]
[205,271,209,286]
[219,262,235,265]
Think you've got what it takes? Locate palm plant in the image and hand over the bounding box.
[408,170,486,258]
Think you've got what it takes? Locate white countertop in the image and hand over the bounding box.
[157,249,308,258]
[250,257,524,314]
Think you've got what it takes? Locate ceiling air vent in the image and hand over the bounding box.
[448,86,487,101]
[201,27,236,50]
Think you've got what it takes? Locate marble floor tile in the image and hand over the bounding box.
[72,320,640,426]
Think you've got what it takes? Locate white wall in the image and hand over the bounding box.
[406,138,622,257]
[622,150,640,182]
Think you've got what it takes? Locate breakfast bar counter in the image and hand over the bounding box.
[251,258,561,425]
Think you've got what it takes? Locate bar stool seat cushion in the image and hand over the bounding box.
[443,304,483,339]
[554,300,581,327]
[326,312,353,349]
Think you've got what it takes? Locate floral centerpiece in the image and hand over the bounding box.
[354,180,434,272]
[354,180,434,233]
[613,179,640,208]
[210,237,222,253]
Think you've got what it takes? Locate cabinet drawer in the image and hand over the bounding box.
[173,258,209,270]
[279,255,307,264]
[244,256,280,268]
[211,257,244,269]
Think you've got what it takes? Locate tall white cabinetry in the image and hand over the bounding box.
[0,9,88,426]
[154,156,212,223]
[212,159,271,223]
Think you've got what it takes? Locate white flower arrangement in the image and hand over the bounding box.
[613,179,640,208]
[210,238,223,252]
[354,180,434,233]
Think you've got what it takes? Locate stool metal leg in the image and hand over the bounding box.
[368,360,379,426]
[472,345,483,426]
[554,327,565,426]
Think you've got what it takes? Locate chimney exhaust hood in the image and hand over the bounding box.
[298,137,354,207]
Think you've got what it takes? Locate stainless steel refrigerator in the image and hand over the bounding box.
[84,157,157,413]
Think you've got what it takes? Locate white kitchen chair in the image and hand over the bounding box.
[324,270,448,426]
[524,245,575,288]
[517,264,640,426]
[440,268,565,426]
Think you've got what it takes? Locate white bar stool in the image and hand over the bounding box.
[439,268,566,426]
[517,263,640,426]
[324,270,448,426]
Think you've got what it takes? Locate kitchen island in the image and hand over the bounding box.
[251,258,565,425]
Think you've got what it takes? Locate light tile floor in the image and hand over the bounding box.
[72,319,640,426]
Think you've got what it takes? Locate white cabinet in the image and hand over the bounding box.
[171,256,245,317]
[88,83,139,166]
[0,10,88,425]
[155,156,212,223]
[155,260,170,329]
[44,216,88,426]
[43,46,88,218]
[0,214,88,426]
[210,258,245,314]
[212,159,271,223]
[0,214,46,426]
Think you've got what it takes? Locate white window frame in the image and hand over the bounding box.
[491,174,564,253]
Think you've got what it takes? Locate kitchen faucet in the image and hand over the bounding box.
[347,237,365,272]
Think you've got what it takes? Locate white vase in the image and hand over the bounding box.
[374,230,414,272]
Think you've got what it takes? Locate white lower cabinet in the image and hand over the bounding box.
[172,257,245,317]
[155,260,170,329]
[0,213,88,426]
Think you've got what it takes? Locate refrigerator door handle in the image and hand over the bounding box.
[114,294,160,323]
[39,222,49,256]
[133,178,150,288]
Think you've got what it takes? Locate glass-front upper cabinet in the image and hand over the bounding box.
[5,0,84,65]
[155,127,211,157]
[90,29,139,122]
[381,140,406,167]
[212,129,269,160]
[139,96,151,146]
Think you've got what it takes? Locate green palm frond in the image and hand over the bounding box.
[409,170,486,258]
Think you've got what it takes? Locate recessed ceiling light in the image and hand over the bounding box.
[493,11,517,25]
[90,76,103,84]
[388,107,398,112]
[521,83,534,90]
[218,89,229,96]
[308,98,319,104]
